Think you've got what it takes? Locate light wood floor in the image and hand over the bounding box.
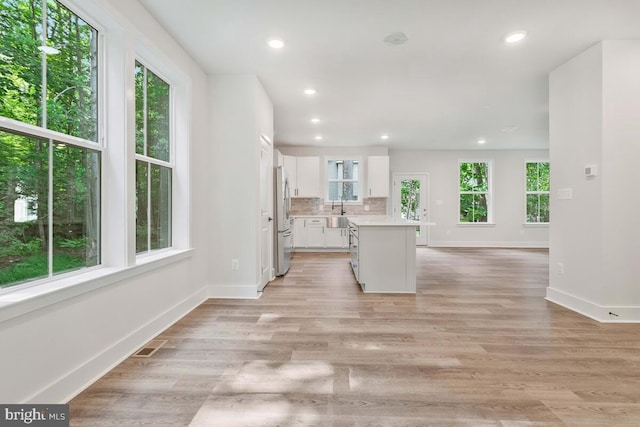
[70,248,640,426]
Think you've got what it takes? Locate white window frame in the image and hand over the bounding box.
[0,0,105,293]
[524,159,550,225]
[325,155,362,203]
[0,0,193,318]
[133,58,175,257]
[457,159,494,225]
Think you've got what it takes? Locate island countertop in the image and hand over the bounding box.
[347,216,419,227]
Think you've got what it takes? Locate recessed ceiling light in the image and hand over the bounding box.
[504,31,527,44]
[381,134,389,140]
[311,118,320,124]
[268,39,284,49]
[477,138,487,144]
[304,88,316,95]
[38,45,60,55]
[314,135,323,141]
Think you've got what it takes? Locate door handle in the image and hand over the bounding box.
[268,217,273,222]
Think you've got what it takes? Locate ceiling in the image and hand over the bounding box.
[139,0,640,150]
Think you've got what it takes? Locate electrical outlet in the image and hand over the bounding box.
[557,262,564,274]
[231,259,239,270]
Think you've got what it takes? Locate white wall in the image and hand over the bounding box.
[390,149,549,247]
[601,41,640,308]
[208,75,273,297]
[548,44,604,307]
[0,0,210,402]
[548,41,640,322]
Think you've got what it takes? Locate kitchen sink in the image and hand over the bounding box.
[327,216,349,228]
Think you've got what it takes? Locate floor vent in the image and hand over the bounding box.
[132,339,168,358]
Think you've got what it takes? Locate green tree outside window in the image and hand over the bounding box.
[525,162,550,223]
[0,0,100,288]
[135,61,171,253]
[459,162,490,223]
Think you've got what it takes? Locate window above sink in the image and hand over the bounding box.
[326,156,362,202]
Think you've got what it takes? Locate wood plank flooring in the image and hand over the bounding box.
[69,248,640,426]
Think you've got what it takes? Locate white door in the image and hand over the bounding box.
[259,137,273,291]
[393,173,429,246]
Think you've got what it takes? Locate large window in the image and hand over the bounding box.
[525,161,550,223]
[459,161,491,223]
[327,159,359,201]
[0,0,100,289]
[135,61,171,254]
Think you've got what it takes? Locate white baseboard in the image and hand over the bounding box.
[546,287,640,323]
[26,282,261,403]
[207,284,259,299]
[428,240,549,248]
[26,287,208,404]
[293,248,349,253]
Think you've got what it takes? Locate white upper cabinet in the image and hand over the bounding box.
[284,155,320,198]
[367,156,389,197]
[283,155,297,193]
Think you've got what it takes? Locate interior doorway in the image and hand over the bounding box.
[259,135,273,291]
[392,173,429,246]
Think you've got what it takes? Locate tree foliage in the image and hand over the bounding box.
[459,162,488,222]
[400,179,420,220]
[526,162,550,222]
[134,61,172,254]
[0,0,99,288]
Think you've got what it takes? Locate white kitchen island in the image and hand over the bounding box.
[348,216,418,293]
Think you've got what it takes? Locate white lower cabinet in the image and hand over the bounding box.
[293,218,307,248]
[349,221,416,293]
[292,217,348,249]
[325,228,348,248]
[306,219,325,247]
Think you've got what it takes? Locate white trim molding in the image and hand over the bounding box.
[429,241,549,248]
[546,287,640,323]
[207,284,259,299]
[26,287,207,403]
[0,249,194,324]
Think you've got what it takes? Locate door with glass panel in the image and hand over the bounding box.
[393,174,429,246]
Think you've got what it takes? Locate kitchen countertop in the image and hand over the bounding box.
[347,216,420,227]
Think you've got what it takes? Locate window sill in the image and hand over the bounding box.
[456,222,496,227]
[0,248,193,324]
[523,222,549,228]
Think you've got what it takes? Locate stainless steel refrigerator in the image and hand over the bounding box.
[274,166,292,276]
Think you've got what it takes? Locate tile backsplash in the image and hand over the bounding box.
[291,198,387,216]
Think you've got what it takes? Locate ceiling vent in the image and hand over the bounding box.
[383,32,408,46]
